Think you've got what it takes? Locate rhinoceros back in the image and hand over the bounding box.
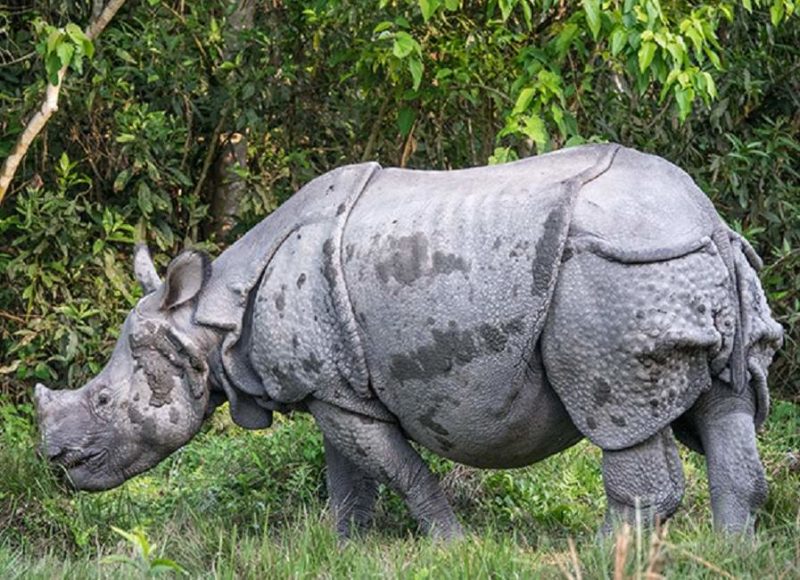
[341,144,617,456]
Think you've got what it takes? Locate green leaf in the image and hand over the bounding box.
[241,82,255,100]
[408,58,423,91]
[444,0,460,9]
[113,169,131,193]
[115,133,136,143]
[771,0,785,26]
[110,526,142,547]
[56,41,74,69]
[513,87,535,114]
[645,0,662,24]
[82,37,94,58]
[536,69,563,100]
[555,23,579,55]
[488,147,518,165]
[674,85,695,121]
[397,107,416,137]
[610,27,627,56]
[209,17,221,42]
[65,23,89,48]
[564,135,587,147]
[46,29,62,55]
[58,152,70,175]
[522,114,548,150]
[638,40,657,72]
[374,21,394,34]
[582,0,602,40]
[149,558,187,575]
[100,555,139,568]
[521,0,532,28]
[392,32,418,59]
[704,46,722,70]
[419,0,441,21]
[136,181,155,216]
[701,71,717,98]
[665,38,686,65]
[435,68,453,80]
[499,0,518,21]
[551,103,567,136]
[742,0,752,13]
[45,52,62,85]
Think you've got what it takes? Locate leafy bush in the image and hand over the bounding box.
[1,1,797,401]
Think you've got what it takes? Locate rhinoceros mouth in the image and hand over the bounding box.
[51,449,106,472]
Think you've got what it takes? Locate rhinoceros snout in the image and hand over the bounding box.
[33,383,77,462]
[34,384,57,459]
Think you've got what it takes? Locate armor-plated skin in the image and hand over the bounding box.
[35,144,782,540]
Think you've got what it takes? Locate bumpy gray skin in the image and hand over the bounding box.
[35,144,782,540]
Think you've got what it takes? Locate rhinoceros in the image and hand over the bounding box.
[35,144,782,539]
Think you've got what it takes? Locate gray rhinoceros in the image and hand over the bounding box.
[35,144,782,539]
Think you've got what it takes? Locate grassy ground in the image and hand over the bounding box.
[1,398,798,578]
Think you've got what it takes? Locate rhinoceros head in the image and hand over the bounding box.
[35,246,219,490]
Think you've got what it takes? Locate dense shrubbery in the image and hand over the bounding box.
[1,1,797,401]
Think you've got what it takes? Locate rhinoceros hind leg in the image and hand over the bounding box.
[309,399,463,541]
[683,388,767,534]
[323,436,379,538]
[599,428,685,536]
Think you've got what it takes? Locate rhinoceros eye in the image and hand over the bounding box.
[91,388,114,421]
[95,389,112,408]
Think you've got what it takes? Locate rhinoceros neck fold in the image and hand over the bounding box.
[193,162,393,424]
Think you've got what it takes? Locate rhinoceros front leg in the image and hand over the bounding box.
[600,428,685,536]
[309,399,463,540]
[323,436,379,537]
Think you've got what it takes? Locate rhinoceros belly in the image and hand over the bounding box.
[340,153,599,467]
[388,359,582,468]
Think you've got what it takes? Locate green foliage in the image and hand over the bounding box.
[1,1,797,400]
[33,20,94,84]
[0,155,136,389]
[102,527,187,576]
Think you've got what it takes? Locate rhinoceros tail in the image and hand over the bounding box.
[727,231,784,428]
[708,227,748,397]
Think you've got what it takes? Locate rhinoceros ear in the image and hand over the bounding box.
[134,244,162,295]
[161,250,210,310]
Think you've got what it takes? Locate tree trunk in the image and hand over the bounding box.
[208,0,256,242]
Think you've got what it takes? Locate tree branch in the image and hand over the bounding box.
[0,0,128,205]
[0,51,36,68]
[192,107,230,202]
[361,96,390,162]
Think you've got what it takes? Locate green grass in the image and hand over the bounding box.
[1,399,798,578]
